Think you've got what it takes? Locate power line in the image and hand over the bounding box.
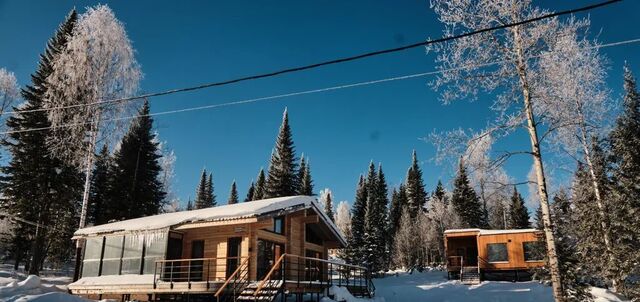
[2,37,638,136]
[0,0,622,117]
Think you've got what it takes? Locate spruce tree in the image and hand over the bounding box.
[0,9,82,274]
[228,181,239,205]
[298,156,314,196]
[508,187,530,229]
[186,198,194,211]
[265,109,298,198]
[609,65,640,298]
[405,151,428,217]
[388,185,405,239]
[348,175,368,265]
[451,160,484,228]
[534,204,544,230]
[321,189,335,222]
[252,168,266,201]
[206,173,216,206]
[109,100,165,219]
[89,145,112,225]
[245,182,255,202]
[194,169,208,209]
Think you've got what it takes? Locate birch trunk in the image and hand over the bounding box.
[576,105,619,292]
[512,24,564,302]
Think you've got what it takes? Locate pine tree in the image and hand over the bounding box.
[534,204,544,230]
[265,109,298,198]
[405,151,428,217]
[245,182,255,202]
[374,164,390,271]
[194,169,208,209]
[388,185,405,239]
[186,198,194,211]
[320,189,335,222]
[298,156,314,196]
[488,200,507,230]
[0,9,82,275]
[509,187,530,229]
[109,100,166,220]
[206,173,216,207]
[609,65,640,298]
[228,181,239,205]
[348,175,367,265]
[252,168,266,201]
[89,145,112,225]
[451,160,484,228]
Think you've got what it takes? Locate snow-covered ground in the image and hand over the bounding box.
[0,264,629,302]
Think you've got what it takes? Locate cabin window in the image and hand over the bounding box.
[305,224,323,245]
[143,235,168,274]
[487,243,509,262]
[523,241,545,261]
[121,237,143,274]
[273,216,285,234]
[81,237,104,277]
[101,236,124,275]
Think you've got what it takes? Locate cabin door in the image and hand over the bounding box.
[226,237,242,278]
[257,239,284,280]
[190,240,205,281]
[164,233,183,280]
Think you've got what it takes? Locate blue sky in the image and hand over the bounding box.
[0,0,638,210]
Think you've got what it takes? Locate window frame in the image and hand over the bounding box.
[486,242,509,263]
[522,241,545,262]
[272,216,285,235]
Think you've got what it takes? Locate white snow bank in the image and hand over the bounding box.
[70,274,154,286]
[0,275,95,302]
[321,285,384,302]
[372,270,628,302]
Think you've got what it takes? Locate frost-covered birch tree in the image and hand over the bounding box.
[43,5,141,233]
[0,68,19,131]
[335,201,351,238]
[427,1,589,300]
[537,27,626,292]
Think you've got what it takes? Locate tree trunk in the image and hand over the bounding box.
[576,111,619,291]
[512,25,564,302]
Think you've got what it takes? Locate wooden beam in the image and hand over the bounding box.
[174,218,258,230]
[300,216,319,224]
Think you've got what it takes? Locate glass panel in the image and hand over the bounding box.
[523,241,545,261]
[121,236,143,275]
[487,243,508,262]
[101,236,123,275]
[82,237,103,278]
[143,233,167,274]
[273,217,284,234]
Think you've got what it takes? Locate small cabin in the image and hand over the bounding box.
[69,196,374,302]
[444,228,545,284]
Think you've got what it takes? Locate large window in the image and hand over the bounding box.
[101,236,124,275]
[82,237,104,277]
[523,241,545,261]
[487,243,508,263]
[121,237,143,274]
[143,235,168,274]
[305,224,323,245]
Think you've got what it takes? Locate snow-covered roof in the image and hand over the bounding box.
[444,228,540,235]
[74,196,345,245]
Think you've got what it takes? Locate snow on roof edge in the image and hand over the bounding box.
[74,196,315,237]
[444,228,541,235]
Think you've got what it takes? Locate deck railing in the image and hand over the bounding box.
[152,257,248,290]
[253,253,375,298]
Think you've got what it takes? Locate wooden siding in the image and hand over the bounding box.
[477,232,545,270]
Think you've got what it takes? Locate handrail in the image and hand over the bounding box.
[214,257,250,297]
[155,256,244,263]
[253,253,286,296]
[285,254,368,270]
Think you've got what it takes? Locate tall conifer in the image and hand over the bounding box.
[451,160,484,228]
[89,145,112,225]
[0,9,82,274]
[265,109,298,198]
[109,100,165,219]
[509,187,530,229]
[252,168,266,201]
[228,181,239,205]
[405,151,427,217]
[245,182,255,202]
[348,175,368,265]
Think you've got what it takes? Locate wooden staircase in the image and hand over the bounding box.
[460,266,480,285]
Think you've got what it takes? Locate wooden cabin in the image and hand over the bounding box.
[69,196,374,302]
[444,228,545,284]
